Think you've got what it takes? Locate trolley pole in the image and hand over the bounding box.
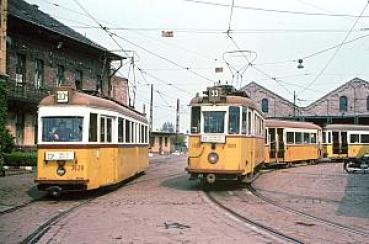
[176,98,180,151]
[150,84,153,132]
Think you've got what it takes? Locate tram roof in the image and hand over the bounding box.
[39,90,148,123]
[266,119,321,130]
[323,124,369,131]
[190,95,261,112]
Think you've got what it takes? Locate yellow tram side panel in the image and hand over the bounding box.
[188,135,264,175]
[348,144,369,158]
[284,144,320,162]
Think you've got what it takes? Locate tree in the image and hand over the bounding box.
[161,122,174,133]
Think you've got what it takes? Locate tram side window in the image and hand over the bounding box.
[131,122,135,143]
[295,132,302,144]
[247,111,252,134]
[242,107,247,134]
[140,125,144,143]
[350,134,359,143]
[327,132,332,143]
[303,133,310,144]
[310,133,317,143]
[125,120,131,143]
[100,117,106,143]
[361,134,369,143]
[191,107,201,133]
[229,106,240,134]
[106,117,112,143]
[89,113,98,142]
[287,132,294,144]
[322,132,326,143]
[118,118,124,143]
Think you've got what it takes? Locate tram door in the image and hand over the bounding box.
[332,132,340,154]
[269,128,285,162]
[269,128,276,159]
[276,128,285,159]
[341,132,348,155]
[332,131,348,155]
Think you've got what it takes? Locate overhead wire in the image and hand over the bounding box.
[182,0,369,18]
[300,1,369,95]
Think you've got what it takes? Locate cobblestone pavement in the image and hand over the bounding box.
[252,162,369,242]
[2,157,369,243]
[0,171,44,212]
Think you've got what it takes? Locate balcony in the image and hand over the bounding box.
[6,79,53,104]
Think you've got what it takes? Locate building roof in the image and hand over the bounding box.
[241,81,294,106]
[9,0,121,59]
[303,77,369,109]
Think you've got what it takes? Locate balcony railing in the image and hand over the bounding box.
[6,79,54,104]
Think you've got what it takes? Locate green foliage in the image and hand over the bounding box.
[2,129,15,153]
[3,152,37,167]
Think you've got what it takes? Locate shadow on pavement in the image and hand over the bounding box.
[337,173,369,219]
[161,174,245,192]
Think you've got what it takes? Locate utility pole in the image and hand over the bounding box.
[176,98,180,151]
[293,91,296,118]
[150,84,153,132]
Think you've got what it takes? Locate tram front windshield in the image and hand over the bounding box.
[203,111,225,133]
[42,116,83,142]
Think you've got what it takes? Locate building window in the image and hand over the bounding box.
[339,96,348,112]
[16,53,26,85]
[56,65,65,86]
[261,98,268,113]
[367,96,369,111]
[34,59,44,88]
[75,70,83,90]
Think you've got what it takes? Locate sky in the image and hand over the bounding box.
[25,0,369,132]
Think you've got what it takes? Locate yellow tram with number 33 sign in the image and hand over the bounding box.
[35,86,149,197]
[186,85,265,184]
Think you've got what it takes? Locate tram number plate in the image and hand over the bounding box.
[201,134,225,143]
[45,151,75,161]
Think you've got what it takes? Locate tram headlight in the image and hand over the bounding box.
[57,166,66,176]
[208,152,219,164]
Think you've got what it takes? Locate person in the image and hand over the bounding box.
[55,121,72,141]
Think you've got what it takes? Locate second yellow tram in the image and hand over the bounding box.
[186,85,265,184]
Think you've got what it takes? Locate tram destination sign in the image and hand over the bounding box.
[45,151,75,161]
[201,134,226,143]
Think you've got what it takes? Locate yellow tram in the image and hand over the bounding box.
[322,124,369,159]
[35,86,149,196]
[186,85,265,184]
[265,120,321,165]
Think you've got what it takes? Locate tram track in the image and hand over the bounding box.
[18,170,187,244]
[203,190,303,244]
[247,185,369,237]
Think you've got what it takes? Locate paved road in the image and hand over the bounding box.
[1,156,369,243]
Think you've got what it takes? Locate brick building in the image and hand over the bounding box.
[111,75,129,106]
[5,0,127,148]
[241,77,369,125]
